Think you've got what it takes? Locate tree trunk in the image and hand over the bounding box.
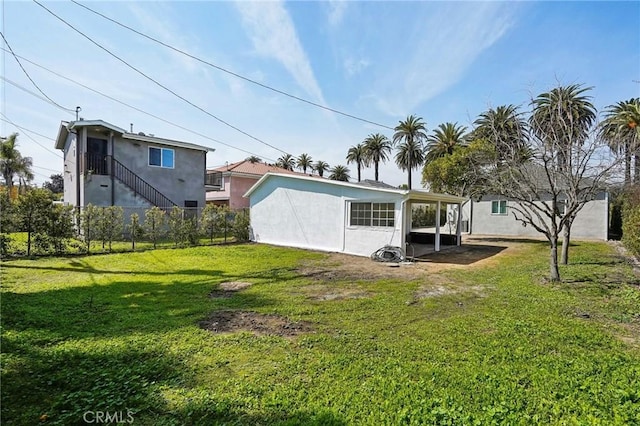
[561,223,570,265]
[625,145,632,184]
[549,236,560,282]
[635,152,640,183]
[357,164,361,182]
[374,162,379,181]
[407,167,412,190]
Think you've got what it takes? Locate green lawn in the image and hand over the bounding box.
[1,241,639,425]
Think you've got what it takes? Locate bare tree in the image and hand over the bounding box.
[485,114,616,281]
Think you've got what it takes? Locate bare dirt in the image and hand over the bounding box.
[295,237,519,282]
[199,310,312,337]
[209,281,253,298]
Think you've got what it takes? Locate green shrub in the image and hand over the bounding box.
[232,209,250,242]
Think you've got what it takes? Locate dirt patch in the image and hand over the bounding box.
[209,281,253,298]
[300,284,372,301]
[295,238,520,282]
[199,310,312,336]
[414,282,488,299]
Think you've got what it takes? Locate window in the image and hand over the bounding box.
[555,200,567,217]
[491,200,507,215]
[149,147,174,168]
[350,202,395,227]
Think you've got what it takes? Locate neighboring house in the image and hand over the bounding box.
[464,192,609,240]
[206,160,304,209]
[245,173,466,257]
[55,119,214,212]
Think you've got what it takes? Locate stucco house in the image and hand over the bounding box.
[245,173,466,257]
[206,160,304,209]
[464,192,609,240]
[55,119,214,212]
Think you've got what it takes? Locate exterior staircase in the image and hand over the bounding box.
[85,153,177,209]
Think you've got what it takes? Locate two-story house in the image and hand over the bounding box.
[205,160,304,210]
[55,119,215,213]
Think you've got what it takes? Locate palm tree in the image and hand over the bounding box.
[297,153,313,174]
[276,153,295,171]
[473,105,530,163]
[530,84,596,170]
[345,143,369,182]
[314,160,330,177]
[363,133,392,181]
[245,155,262,163]
[393,115,427,189]
[329,165,350,181]
[425,122,468,163]
[599,98,640,184]
[1,133,34,192]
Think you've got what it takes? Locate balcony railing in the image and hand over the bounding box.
[205,171,222,189]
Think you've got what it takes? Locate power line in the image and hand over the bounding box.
[70,0,395,131]
[0,113,63,158]
[0,30,75,113]
[0,47,277,163]
[33,164,62,173]
[34,0,290,156]
[1,76,75,116]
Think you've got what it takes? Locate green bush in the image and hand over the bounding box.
[232,209,250,242]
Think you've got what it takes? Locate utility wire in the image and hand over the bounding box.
[34,0,289,156]
[0,30,75,113]
[70,0,395,131]
[0,47,277,164]
[0,113,63,158]
[2,76,75,116]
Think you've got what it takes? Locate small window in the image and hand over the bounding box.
[491,200,507,215]
[350,202,395,227]
[555,200,567,217]
[149,147,174,168]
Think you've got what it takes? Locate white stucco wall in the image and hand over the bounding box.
[468,193,608,240]
[249,176,403,257]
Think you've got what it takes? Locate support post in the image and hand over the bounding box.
[435,201,441,252]
[456,203,462,246]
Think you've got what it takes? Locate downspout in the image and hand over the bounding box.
[72,129,80,227]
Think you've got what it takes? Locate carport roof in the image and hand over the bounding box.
[244,172,467,204]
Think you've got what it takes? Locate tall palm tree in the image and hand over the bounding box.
[363,133,392,181]
[473,105,530,163]
[1,133,34,192]
[329,165,350,181]
[530,84,596,170]
[276,153,295,171]
[599,98,640,184]
[297,153,313,174]
[314,160,330,177]
[345,143,369,182]
[393,115,427,189]
[425,122,468,163]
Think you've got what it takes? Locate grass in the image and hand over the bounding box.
[1,241,639,425]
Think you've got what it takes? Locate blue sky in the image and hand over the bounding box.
[2,0,639,187]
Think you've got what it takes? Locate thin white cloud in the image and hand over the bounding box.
[372,2,518,117]
[327,0,347,27]
[235,0,326,104]
[344,57,370,77]
[127,3,202,74]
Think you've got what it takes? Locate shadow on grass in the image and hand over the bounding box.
[2,333,347,425]
[415,244,506,265]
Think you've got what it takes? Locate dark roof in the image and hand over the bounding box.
[355,179,398,189]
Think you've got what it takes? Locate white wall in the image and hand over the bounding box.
[249,176,402,257]
[469,193,608,240]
